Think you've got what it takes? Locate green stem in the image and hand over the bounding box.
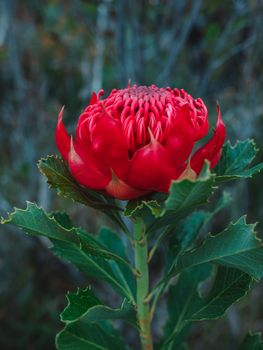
[134,217,153,350]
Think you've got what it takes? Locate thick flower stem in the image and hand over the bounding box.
[134,217,153,350]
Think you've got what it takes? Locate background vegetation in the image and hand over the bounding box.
[0,0,263,349]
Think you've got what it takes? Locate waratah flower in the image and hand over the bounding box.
[56,84,226,200]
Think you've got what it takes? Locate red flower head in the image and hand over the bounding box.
[56,85,226,200]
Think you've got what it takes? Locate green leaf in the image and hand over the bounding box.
[56,322,127,350]
[165,165,215,211]
[124,199,162,233]
[161,211,207,281]
[124,199,161,218]
[60,287,100,322]
[175,211,209,251]
[238,333,263,350]
[164,265,251,347]
[176,216,263,280]
[2,202,129,265]
[57,287,136,350]
[215,139,263,182]
[38,155,114,210]
[148,164,216,232]
[1,203,135,300]
[151,191,232,307]
[61,287,137,328]
[51,211,74,229]
[164,264,212,347]
[80,299,137,327]
[175,191,232,252]
[1,202,78,243]
[38,155,128,233]
[51,240,134,300]
[189,267,251,320]
[97,227,136,299]
[162,325,191,350]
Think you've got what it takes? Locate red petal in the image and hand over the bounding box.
[174,104,195,134]
[76,112,92,143]
[127,138,177,192]
[68,138,110,190]
[191,104,226,174]
[194,117,209,141]
[84,90,104,111]
[76,92,103,141]
[166,135,194,167]
[193,99,209,141]
[91,112,130,180]
[55,107,71,161]
[106,171,148,200]
[89,92,98,105]
[165,105,195,167]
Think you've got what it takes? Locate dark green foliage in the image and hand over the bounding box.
[238,333,263,350]
[215,140,263,182]
[1,0,263,348]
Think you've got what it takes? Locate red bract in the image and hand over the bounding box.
[56,85,226,200]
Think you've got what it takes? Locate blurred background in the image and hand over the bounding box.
[0,0,263,349]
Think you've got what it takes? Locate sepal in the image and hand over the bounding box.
[37,155,129,233]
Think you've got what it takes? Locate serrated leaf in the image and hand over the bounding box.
[38,155,113,209]
[148,164,216,232]
[1,203,135,300]
[164,265,251,347]
[51,211,74,229]
[189,267,251,320]
[61,287,137,328]
[56,322,127,350]
[1,202,129,265]
[51,240,134,300]
[57,286,136,350]
[152,192,232,303]
[124,199,162,218]
[238,333,263,350]
[215,139,263,182]
[38,155,128,233]
[143,200,163,217]
[176,216,263,280]
[165,164,214,212]
[124,200,162,234]
[80,299,137,328]
[124,199,145,217]
[61,288,100,321]
[2,202,79,244]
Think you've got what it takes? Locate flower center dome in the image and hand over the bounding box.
[82,84,208,155]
